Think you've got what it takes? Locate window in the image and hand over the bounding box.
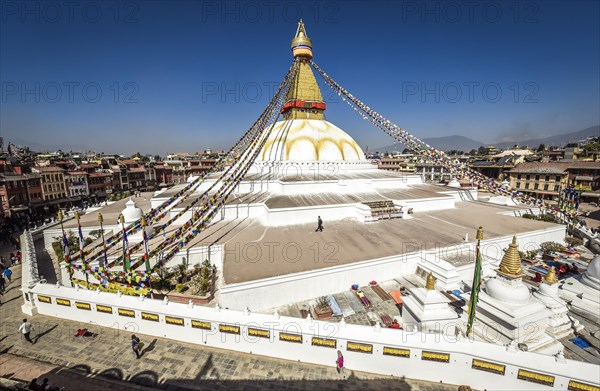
[535,175,540,181]
[517,182,522,189]
[545,176,550,182]
[534,183,539,190]
[544,184,549,191]
[525,183,530,189]
[556,176,561,182]
[526,175,530,180]
[517,174,522,180]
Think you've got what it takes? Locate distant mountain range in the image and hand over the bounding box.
[375,125,599,152]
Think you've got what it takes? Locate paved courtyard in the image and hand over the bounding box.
[0,253,460,391]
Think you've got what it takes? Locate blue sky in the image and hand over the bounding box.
[1,0,599,154]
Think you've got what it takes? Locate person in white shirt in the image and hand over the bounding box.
[18,318,34,343]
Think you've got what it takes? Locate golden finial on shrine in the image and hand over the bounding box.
[426,272,436,290]
[498,236,524,279]
[544,266,558,284]
[476,226,484,241]
[75,211,80,221]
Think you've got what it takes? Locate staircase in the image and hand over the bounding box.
[362,200,402,221]
[457,189,475,202]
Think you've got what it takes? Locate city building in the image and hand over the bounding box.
[87,172,113,199]
[377,157,415,173]
[507,162,570,200]
[64,171,89,199]
[566,162,600,200]
[34,166,67,202]
[415,162,452,182]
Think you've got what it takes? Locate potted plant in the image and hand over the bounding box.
[314,296,333,320]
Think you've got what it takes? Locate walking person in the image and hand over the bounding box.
[131,334,142,359]
[315,216,324,232]
[18,318,34,344]
[335,350,345,377]
[0,274,5,294]
[3,267,12,283]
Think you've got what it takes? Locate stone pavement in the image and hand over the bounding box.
[0,261,461,390]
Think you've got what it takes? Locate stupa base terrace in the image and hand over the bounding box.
[45,170,566,311]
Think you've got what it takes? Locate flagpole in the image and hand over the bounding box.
[141,216,151,273]
[75,211,89,285]
[98,212,109,284]
[120,213,130,272]
[466,226,484,338]
[57,210,73,286]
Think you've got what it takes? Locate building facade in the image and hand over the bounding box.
[35,166,67,202]
[65,171,89,198]
[508,163,570,200]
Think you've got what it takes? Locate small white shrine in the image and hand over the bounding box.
[402,272,460,335]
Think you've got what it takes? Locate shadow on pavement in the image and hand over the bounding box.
[141,338,157,357]
[21,363,418,391]
[33,325,58,344]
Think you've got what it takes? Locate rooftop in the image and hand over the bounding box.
[185,201,557,284]
[510,162,571,174]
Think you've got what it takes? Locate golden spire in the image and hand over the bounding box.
[544,266,558,284]
[426,272,436,290]
[282,21,326,120]
[498,236,524,279]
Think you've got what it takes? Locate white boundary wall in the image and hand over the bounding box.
[28,283,600,391]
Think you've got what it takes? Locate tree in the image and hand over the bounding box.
[537,143,545,152]
[88,229,103,240]
[540,241,566,254]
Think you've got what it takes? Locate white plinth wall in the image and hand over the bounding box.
[24,283,600,391]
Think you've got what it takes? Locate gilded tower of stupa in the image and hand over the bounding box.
[497,236,524,279]
[258,21,366,162]
[282,20,326,121]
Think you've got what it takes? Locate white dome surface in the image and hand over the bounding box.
[121,198,143,223]
[582,255,600,290]
[486,277,530,304]
[258,119,366,162]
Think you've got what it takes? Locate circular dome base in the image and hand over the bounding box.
[258,119,366,162]
[486,276,530,304]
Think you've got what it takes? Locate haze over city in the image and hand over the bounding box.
[1,0,599,154]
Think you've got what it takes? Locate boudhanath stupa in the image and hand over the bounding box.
[50,21,567,315]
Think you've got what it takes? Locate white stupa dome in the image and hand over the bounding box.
[447,178,461,188]
[486,277,530,304]
[257,119,366,162]
[121,198,143,223]
[581,255,600,290]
